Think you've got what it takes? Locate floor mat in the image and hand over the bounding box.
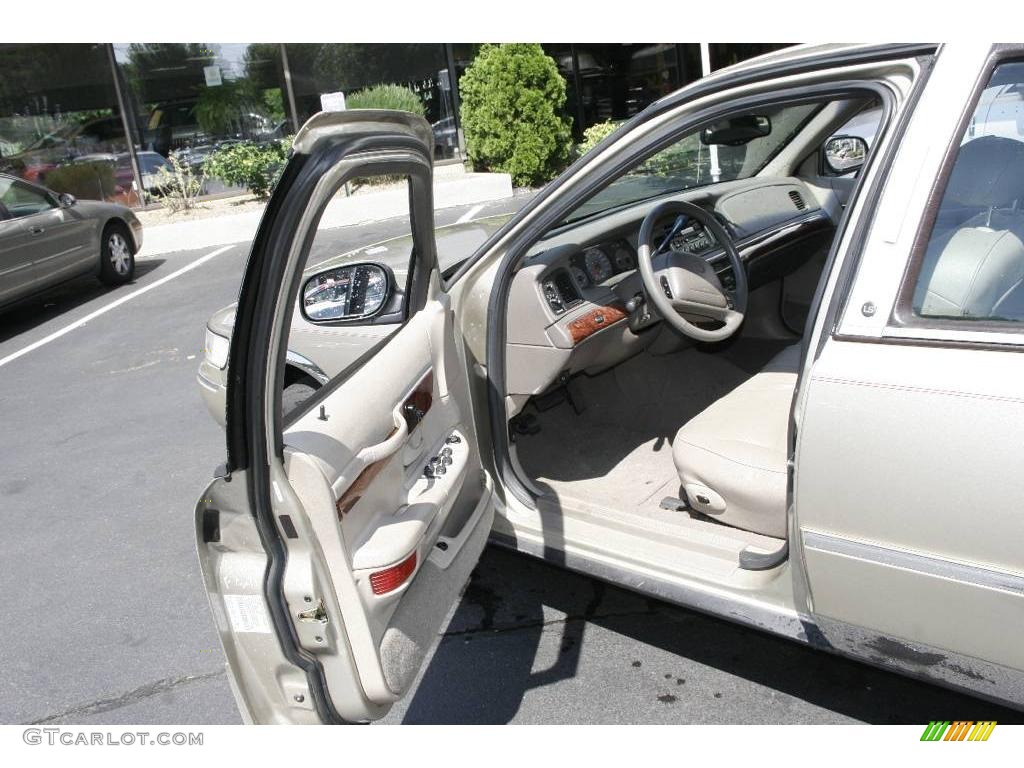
[516,338,792,513]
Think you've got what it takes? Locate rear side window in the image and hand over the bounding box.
[909,61,1024,324]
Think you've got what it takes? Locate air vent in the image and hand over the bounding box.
[788,190,806,211]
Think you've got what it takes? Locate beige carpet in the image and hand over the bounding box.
[516,338,791,512]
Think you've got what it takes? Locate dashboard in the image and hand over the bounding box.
[503,178,838,414]
[540,240,637,315]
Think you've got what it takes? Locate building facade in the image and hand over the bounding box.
[0,43,787,208]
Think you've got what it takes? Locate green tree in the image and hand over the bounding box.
[458,44,573,187]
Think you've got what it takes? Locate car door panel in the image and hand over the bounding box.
[195,110,494,724]
[795,44,1024,705]
[25,207,94,285]
[0,217,35,305]
[282,299,493,703]
[797,340,1024,676]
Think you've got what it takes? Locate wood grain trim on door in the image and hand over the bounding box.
[335,369,434,518]
[567,303,628,344]
[401,369,433,432]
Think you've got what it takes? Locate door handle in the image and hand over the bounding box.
[29,226,45,236]
[355,410,409,464]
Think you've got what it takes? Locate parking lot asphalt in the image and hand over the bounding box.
[0,193,1020,726]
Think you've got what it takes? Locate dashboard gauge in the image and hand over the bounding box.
[612,244,634,271]
[570,265,590,288]
[584,247,613,283]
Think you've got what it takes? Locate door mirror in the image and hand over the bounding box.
[58,192,76,208]
[700,115,772,146]
[301,263,391,322]
[824,135,868,175]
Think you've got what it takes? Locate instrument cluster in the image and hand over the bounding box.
[569,240,636,288]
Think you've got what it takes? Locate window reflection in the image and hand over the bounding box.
[0,44,134,205]
[284,44,460,161]
[112,43,290,200]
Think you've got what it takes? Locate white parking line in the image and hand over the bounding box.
[455,204,486,224]
[0,244,236,370]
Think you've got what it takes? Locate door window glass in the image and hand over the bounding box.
[0,178,56,218]
[910,61,1024,324]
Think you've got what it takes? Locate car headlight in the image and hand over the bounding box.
[204,328,231,370]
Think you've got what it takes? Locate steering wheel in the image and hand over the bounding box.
[637,200,748,343]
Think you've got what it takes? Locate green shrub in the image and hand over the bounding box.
[44,161,117,201]
[345,84,426,116]
[459,44,573,187]
[205,138,292,199]
[577,120,620,156]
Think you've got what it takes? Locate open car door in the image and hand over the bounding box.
[194,111,495,724]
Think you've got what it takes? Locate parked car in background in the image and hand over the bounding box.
[68,150,171,194]
[0,172,142,309]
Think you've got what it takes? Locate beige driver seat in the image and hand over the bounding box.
[672,344,800,539]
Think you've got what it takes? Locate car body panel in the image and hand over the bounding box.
[0,216,35,304]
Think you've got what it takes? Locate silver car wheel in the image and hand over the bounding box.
[108,233,131,275]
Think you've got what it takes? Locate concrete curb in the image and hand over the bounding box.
[139,172,513,257]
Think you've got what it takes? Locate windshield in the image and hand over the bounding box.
[564,102,821,224]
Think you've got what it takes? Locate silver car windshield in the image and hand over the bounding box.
[564,102,821,224]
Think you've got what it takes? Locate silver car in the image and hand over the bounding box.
[0,173,143,309]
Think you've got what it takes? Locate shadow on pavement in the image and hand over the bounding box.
[401,544,1024,724]
[0,259,166,344]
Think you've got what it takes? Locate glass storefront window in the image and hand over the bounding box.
[112,43,291,200]
[0,44,135,205]
[284,44,460,161]
[539,44,701,139]
[2,43,789,210]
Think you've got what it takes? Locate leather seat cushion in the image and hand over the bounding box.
[672,344,799,538]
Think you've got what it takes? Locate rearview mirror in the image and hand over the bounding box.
[700,115,771,146]
[302,263,391,322]
[823,135,868,175]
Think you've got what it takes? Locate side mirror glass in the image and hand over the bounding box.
[302,263,391,322]
[824,135,868,175]
[700,115,772,146]
[58,192,76,207]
